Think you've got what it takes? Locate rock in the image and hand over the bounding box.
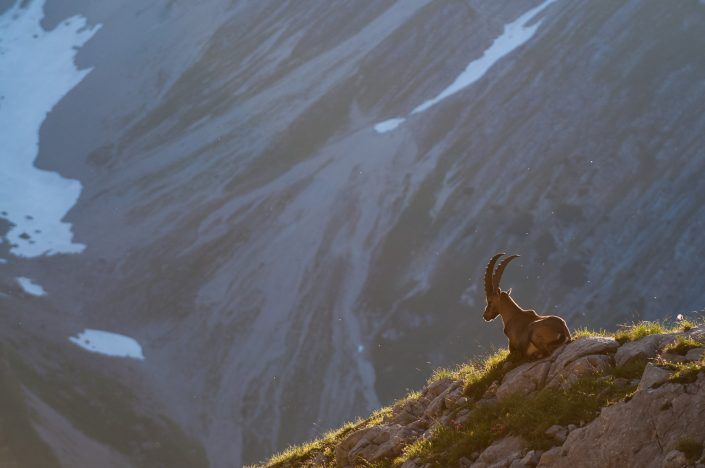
[424,380,462,418]
[483,380,500,398]
[474,436,526,467]
[547,354,613,389]
[615,334,671,368]
[458,456,473,467]
[537,446,563,466]
[567,424,577,433]
[509,459,528,468]
[637,363,672,391]
[660,353,688,363]
[401,458,423,468]
[546,337,620,383]
[424,378,454,399]
[545,424,568,443]
[662,450,688,468]
[335,424,418,466]
[558,373,705,467]
[685,347,705,361]
[520,450,542,467]
[496,361,551,400]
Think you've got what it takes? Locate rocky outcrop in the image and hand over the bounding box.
[325,325,705,468]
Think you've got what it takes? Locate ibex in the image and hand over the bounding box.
[483,253,571,359]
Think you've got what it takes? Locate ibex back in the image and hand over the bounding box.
[482,253,571,359]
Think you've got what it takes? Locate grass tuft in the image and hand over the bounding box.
[258,320,703,467]
[662,336,704,356]
[675,438,703,462]
[614,321,667,344]
[396,375,636,466]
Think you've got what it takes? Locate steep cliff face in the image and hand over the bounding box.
[263,322,705,467]
[4,0,705,465]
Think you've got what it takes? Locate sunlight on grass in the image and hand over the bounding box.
[256,320,703,467]
[662,336,704,355]
[396,375,637,466]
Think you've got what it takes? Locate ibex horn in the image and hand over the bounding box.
[493,254,520,292]
[485,253,505,297]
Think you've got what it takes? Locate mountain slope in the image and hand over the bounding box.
[3,1,705,465]
[259,321,705,467]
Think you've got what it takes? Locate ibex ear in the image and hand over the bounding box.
[507,288,512,295]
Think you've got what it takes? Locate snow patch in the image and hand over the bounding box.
[0,0,100,257]
[16,276,46,296]
[374,118,406,134]
[69,329,145,360]
[374,0,556,133]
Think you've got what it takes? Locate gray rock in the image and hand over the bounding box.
[424,380,462,418]
[557,373,705,467]
[536,446,563,467]
[424,378,454,399]
[615,334,671,368]
[335,424,418,466]
[662,449,688,468]
[685,347,705,361]
[496,361,551,400]
[509,459,527,468]
[400,458,423,468]
[660,352,688,363]
[545,424,568,443]
[458,456,473,467]
[475,436,527,467]
[547,354,613,389]
[520,450,542,467]
[637,363,672,391]
[546,336,620,382]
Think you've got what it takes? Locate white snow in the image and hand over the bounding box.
[0,0,100,257]
[69,329,145,360]
[374,0,556,133]
[374,118,406,133]
[16,276,46,296]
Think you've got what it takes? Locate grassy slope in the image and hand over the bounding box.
[254,319,705,467]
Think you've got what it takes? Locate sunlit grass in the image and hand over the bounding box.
[662,336,704,356]
[256,320,703,467]
[395,374,637,467]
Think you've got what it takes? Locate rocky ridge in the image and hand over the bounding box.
[264,323,705,467]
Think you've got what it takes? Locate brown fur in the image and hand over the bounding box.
[482,254,571,359]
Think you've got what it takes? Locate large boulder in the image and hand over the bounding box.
[471,436,526,468]
[614,334,672,368]
[496,360,552,400]
[550,373,705,467]
[335,424,420,467]
[496,337,620,399]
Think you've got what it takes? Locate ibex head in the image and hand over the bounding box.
[483,252,519,321]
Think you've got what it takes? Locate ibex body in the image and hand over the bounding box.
[482,253,571,359]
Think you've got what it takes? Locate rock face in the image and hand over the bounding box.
[556,373,705,467]
[314,326,705,468]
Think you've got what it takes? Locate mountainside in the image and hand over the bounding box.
[260,321,705,467]
[3,0,705,466]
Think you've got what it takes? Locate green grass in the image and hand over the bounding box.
[395,375,637,467]
[659,360,705,384]
[614,321,668,344]
[257,320,702,467]
[256,407,393,468]
[662,336,704,355]
[675,438,703,462]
